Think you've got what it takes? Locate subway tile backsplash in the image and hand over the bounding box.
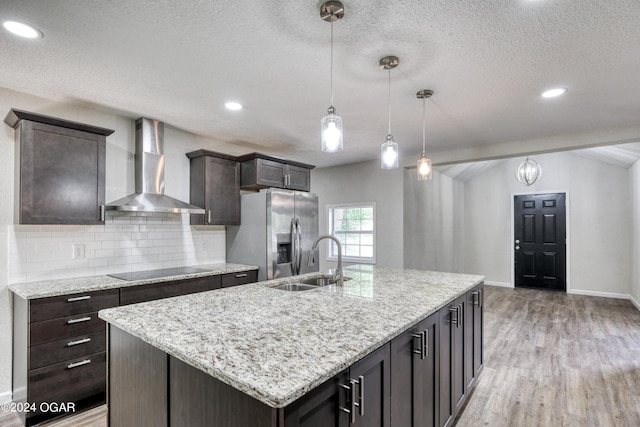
[8,213,226,284]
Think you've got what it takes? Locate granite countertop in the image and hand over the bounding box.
[98,265,484,408]
[9,263,259,299]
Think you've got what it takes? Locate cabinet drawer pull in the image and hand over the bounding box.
[357,375,364,417]
[207,210,212,224]
[472,290,480,306]
[67,337,91,347]
[449,306,459,326]
[100,205,105,222]
[340,379,358,424]
[424,329,429,358]
[412,332,425,359]
[235,273,248,278]
[67,316,91,324]
[67,295,91,303]
[67,359,91,369]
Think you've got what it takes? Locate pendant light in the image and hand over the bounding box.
[320,1,345,153]
[380,56,399,169]
[515,157,542,186]
[416,89,434,180]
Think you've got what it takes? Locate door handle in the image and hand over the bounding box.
[295,218,302,274]
[290,218,298,275]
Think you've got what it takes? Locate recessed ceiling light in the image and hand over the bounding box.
[3,21,43,39]
[541,88,567,98]
[225,102,243,111]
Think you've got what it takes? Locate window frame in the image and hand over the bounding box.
[326,202,376,264]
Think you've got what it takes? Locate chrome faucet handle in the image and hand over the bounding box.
[307,247,316,267]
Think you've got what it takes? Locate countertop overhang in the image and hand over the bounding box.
[98,265,484,408]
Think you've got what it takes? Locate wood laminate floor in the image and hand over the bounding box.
[1,285,638,427]
[457,286,640,427]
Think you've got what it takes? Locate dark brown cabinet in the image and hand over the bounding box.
[187,150,241,225]
[391,311,439,427]
[13,288,119,426]
[237,153,314,192]
[4,109,114,224]
[284,343,391,427]
[120,275,222,305]
[465,285,484,391]
[284,370,350,427]
[439,294,468,427]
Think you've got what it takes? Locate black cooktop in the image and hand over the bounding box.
[109,267,210,281]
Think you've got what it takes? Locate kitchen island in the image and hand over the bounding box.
[99,265,485,427]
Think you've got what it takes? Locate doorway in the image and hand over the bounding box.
[513,193,567,291]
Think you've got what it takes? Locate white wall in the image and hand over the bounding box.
[463,152,632,295]
[0,87,237,401]
[311,160,404,271]
[403,169,465,273]
[631,160,640,308]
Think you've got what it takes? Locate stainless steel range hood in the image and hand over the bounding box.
[105,118,205,214]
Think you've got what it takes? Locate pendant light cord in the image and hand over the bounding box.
[422,97,426,154]
[330,21,334,106]
[387,68,391,134]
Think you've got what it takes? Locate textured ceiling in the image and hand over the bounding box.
[2,0,640,168]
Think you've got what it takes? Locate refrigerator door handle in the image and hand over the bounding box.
[295,217,303,275]
[291,218,298,275]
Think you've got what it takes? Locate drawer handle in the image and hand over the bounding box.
[235,273,248,278]
[67,316,91,324]
[67,359,91,369]
[67,337,91,347]
[67,295,91,303]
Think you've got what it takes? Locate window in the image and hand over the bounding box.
[327,203,375,264]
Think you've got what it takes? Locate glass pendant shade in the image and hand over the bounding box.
[321,106,343,152]
[417,154,432,180]
[515,157,541,186]
[381,134,399,169]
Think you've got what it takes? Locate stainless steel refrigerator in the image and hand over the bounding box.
[226,189,319,281]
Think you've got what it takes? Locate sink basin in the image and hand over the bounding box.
[272,283,319,292]
[270,276,352,291]
[297,276,352,286]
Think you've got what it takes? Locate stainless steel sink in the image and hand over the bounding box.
[297,276,352,286]
[270,276,352,291]
[272,283,319,291]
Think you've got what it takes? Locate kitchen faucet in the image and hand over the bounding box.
[308,235,343,286]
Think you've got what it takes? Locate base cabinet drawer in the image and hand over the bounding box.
[29,289,119,323]
[30,331,106,370]
[120,275,222,305]
[28,352,106,412]
[30,312,105,346]
[221,270,258,288]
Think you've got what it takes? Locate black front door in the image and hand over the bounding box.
[514,193,566,291]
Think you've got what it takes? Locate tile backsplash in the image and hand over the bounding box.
[8,213,226,283]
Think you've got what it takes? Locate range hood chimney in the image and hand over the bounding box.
[105,118,205,214]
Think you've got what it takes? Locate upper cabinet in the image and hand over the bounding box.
[4,109,114,225]
[237,152,315,192]
[186,150,240,225]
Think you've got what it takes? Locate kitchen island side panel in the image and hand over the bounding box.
[108,326,167,427]
[170,356,278,427]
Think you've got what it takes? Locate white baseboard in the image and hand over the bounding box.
[0,390,11,404]
[567,289,630,300]
[484,281,512,288]
[630,295,640,312]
